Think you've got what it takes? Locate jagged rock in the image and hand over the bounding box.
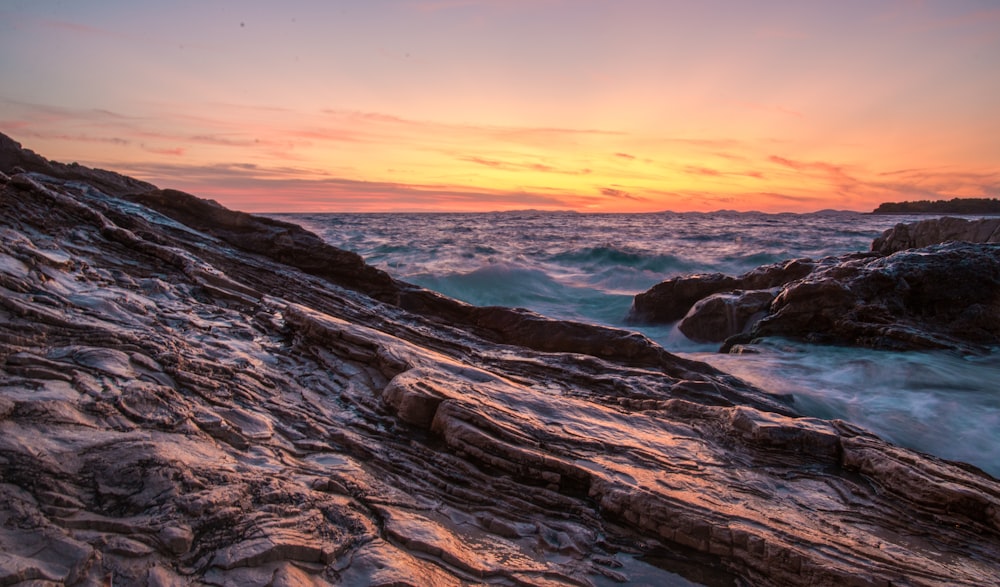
[752,242,1000,351]
[2,132,999,586]
[634,215,1000,353]
[872,216,1000,254]
[629,258,815,324]
[0,133,154,197]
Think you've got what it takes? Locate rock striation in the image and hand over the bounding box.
[2,133,1000,586]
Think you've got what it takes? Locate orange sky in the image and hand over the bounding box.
[1,1,998,213]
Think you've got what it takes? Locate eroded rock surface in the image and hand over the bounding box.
[2,136,999,586]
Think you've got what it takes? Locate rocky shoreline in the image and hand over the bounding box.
[630,217,1000,355]
[1,133,999,586]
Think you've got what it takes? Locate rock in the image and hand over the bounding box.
[679,289,776,342]
[872,216,1000,255]
[632,216,1000,353]
[629,258,815,324]
[629,272,738,324]
[125,188,401,303]
[0,132,154,197]
[753,242,1000,351]
[2,131,999,586]
[157,526,193,555]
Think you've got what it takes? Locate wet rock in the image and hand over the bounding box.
[633,216,1000,353]
[873,216,1000,255]
[679,289,776,342]
[629,258,814,324]
[753,242,1000,351]
[2,132,999,586]
[629,272,738,324]
[126,188,400,303]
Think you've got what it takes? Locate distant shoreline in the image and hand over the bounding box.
[872,197,1000,215]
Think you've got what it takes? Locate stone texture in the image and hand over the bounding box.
[1,132,999,586]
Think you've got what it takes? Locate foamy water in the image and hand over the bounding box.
[278,211,1000,477]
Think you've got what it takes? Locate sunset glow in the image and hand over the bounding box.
[1,1,998,212]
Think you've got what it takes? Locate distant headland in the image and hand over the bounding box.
[873,197,1000,214]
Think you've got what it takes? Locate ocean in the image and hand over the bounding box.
[278,211,1000,478]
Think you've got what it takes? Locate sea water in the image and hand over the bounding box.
[278,211,1000,478]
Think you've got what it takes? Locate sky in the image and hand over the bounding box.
[1,0,998,213]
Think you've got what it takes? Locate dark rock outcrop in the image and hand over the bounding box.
[2,133,1000,585]
[872,216,1000,255]
[0,132,154,196]
[634,216,1000,353]
[751,242,1000,351]
[628,258,814,324]
[127,188,401,303]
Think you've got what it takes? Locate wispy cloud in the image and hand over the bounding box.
[458,155,591,175]
[143,146,185,156]
[110,160,580,212]
[599,187,644,202]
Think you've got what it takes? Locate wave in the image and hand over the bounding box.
[548,245,698,275]
[409,262,636,325]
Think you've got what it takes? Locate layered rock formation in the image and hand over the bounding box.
[631,218,1000,353]
[2,134,1000,586]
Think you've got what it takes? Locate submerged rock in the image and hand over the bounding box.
[2,133,999,586]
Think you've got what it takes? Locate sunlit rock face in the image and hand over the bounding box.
[1,135,999,586]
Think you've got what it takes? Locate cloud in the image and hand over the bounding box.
[768,154,858,190]
[143,146,185,156]
[684,166,722,177]
[614,152,635,160]
[110,160,579,212]
[599,187,644,202]
[458,155,591,175]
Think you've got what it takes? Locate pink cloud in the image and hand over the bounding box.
[143,146,185,156]
[457,155,591,175]
[685,166,722,177]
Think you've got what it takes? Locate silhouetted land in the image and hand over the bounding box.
[873,197,1000,214]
